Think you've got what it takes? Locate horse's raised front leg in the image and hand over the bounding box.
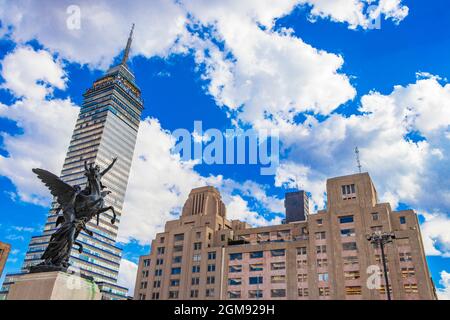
[74,241,83,254]
[95,206,117,225]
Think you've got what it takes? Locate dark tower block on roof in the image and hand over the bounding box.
[284,190,309,223]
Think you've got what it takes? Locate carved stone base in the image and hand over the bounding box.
[7,271,101,300]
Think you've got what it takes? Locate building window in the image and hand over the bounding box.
[248,290,263,299]
[318,273,329,282]
[221,234,226,241]
[154,269,162,277]
[315,231,326,240]
[372,213,379,221]
[151,292,160,300]
[174,233,184,242]
[343,256,359,266]
[317,219,323,225]
[271,262,286,270]
[193,254,201,262]
[297,259,307,268]
[228,278,242,286]
[153,280,160,288]
[168,291,179,299]
[250,251,264,259]
[142,270,149,278]
[318,287,330,296]
[271,275,286,284]
[340,228,356,237]
[399,252,413,262]
[207,276,215,284]
[192,265,200,273]
[271,289,286,298]
[194,242,202,250]
[171,267,181,275]
[196,232,201,239]
[342,242,358,251]
[156,258,164,265]
[140,281,147,289]
[229,265,242,273]
[173,245,183,252]
[270,249,285,257]
[157,247,165,255]
[297,273,307,282]
[207,264,216,272]
[344,271,360,280]
[229,253,243,260]
[317,258,328,268]
[228,291,241,299]
[297,247,307,255]
[298,288,309,297]
[316,245,327,254]
[170,279,180,287]
[341,184,356,199]
[205,289,215,297]
[191,277,200,285]
[138,294,146,300]
[404,283,418,294]
[249,276,263,285]
[172,256,182,264]
[345,286,362,296]
[400,216,406,224]
[339,215,354,224]
[208,251,216,260]
[143,259,150,267]
[190,290,199,298]
[250,263,263,272]
[401,267,415,278]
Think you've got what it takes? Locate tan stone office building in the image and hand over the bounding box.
[134,173,436,300]
[0,241,11,278]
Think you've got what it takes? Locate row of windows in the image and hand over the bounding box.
[229,249,285,261]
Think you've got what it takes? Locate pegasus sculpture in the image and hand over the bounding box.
[30,158,118,272]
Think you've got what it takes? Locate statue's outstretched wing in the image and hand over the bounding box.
[32,168,77,208]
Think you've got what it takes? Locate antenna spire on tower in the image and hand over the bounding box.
[121,23,135,66]
[355,147,362,173]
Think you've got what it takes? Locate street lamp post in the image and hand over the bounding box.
[367,231,396,300]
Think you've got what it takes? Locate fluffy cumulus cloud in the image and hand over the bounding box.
[302,0,409,29]
[420,212,450,258]
[437,271,450,300]
[117,258,138,296]
[0,46,79,205]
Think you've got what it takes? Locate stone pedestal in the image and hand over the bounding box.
[7,271,101,300]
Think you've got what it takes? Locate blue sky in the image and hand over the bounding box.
[0,0,449,297]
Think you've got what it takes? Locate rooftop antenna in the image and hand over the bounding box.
[121,23,135,66]
[355,147,362,173]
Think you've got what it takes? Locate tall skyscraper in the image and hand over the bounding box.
[0,241,11,278]
[134,173,436,300]
[1,25,143,300]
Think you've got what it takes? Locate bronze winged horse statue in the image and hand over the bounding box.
[30,158,118,272]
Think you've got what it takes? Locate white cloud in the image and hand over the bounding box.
[117,258,138,296]
[420,212,450,257]
[1,46,67,100]
[0,0,187,69]
[301,0,409,29]
[0,46,79,205]
[437,270,450,300]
